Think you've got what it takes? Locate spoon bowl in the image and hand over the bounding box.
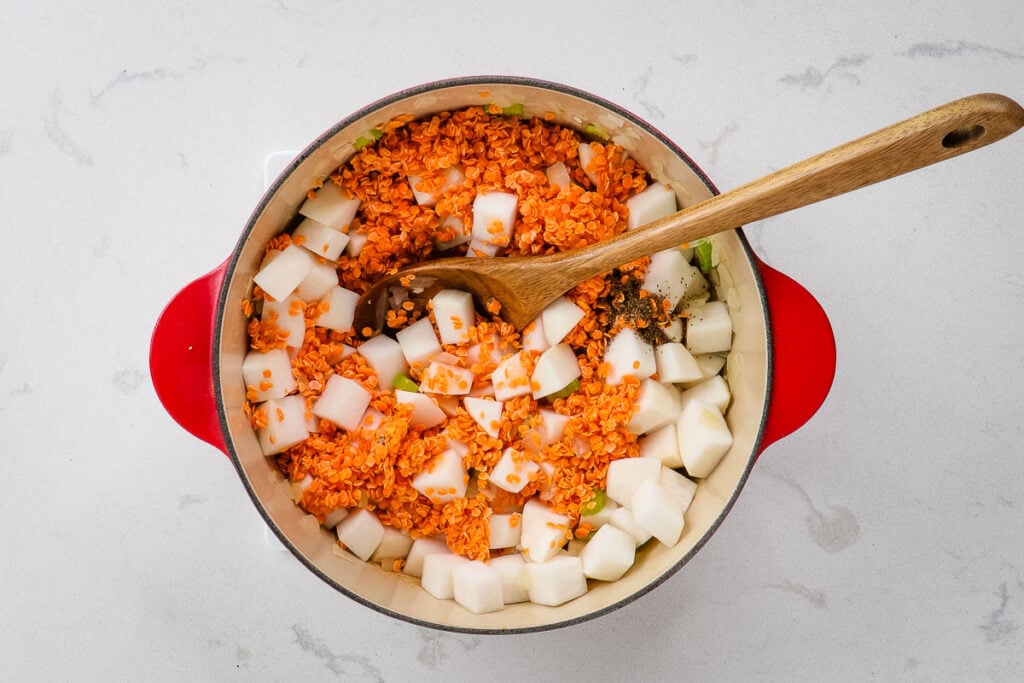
[354,93,1024,335]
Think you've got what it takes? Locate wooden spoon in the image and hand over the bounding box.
[354,93,1024,334]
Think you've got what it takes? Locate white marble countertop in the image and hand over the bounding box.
[3,1,1023,679]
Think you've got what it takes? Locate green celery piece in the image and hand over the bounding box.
[545,377,580,401]
[695,239,714,274]
[580,489,607,516]
[500,103,525,116]
[584,123,611,141]
[353,135,373,151]
[392,373,419,393]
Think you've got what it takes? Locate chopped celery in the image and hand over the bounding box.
[354,129,384,150]
[392,373,419,392]
[584,123,611,141]
[546,378,580,401]
[369,128,384,140]
[500,103,524,116]
[579,489,607,516]
[695,239,714,274]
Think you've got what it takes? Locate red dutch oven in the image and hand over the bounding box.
[149,77,836,632]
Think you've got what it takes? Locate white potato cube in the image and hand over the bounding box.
[661,317,684,343]
[451,560,504,614]
[335,508,384,562]
[421,552,471,600]
[463,396,503,438]
[411,448,467,504]
[677,399,733,478]
[521,499,571,564]
[295,259,338,302]
[435,214,471,250]
[370,526,414,564]
[630,479,685,547]
[298,181,361,230]
[432,289,475,344]
[488,513,523,549]
[523,408,570,453]
[531,343,581,399]
[579,524,637,581]
[491,351,532,401]
[403,537,450,578]
[580,498,619,530]
[638,422,683,468]
[680,264,710,306]
[293,217,350,260]
[609,506,653,546]
[525,555,588,607]
[488,554,530,604]
[577,142,598,184]
[626,182,677,230]
[685,301,733,354]
[603,326,656,385]
[678,375,731,414]
[242,348,295,402]
[546,161,572,188]
[253,244,314,302]
[420,361,474,396]
[605,456,662,507]
[322,507,349,529]
[395,390,447,430]
[490,447,540,494]
[395,316,442,368]
[345,229,368,256]
[311,374,371,431]
[541,296,585,345]
[659,466,698,512]
[261,294,306,347]
[520,318,550,353]
[357,334,408,390]
[641,249,690,308]
[315,285,360,333]
[467,238,499,257]
[625,378,679,435]
[655,342,703,384]
[256,394,309,456]
[409,166,465,207]
[471,191,518,248]
[692,353,727,381]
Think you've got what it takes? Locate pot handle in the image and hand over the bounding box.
[754,258,836,455]
[149,261,229,454]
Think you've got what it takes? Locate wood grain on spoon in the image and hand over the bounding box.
[354,93,1024,334]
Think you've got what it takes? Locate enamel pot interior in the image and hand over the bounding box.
[214,77,770,633]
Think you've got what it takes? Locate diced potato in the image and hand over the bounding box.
[256,394,309,456]
[402,537,450,578]
[540,296,585,346]
[488,554,530,604]
[357,334,408,390]
[488,512,522,550]
[396,390,446,429]
[293,217,350,260]
[466,238,499,257]
[408,165,465,207]
[579,524,636,581]
[524,555,588,607]
[531,343,581,399]
[625,378,678,435]
[345,230,368,256]
[520,318,550,353]
[321,507,349,529]
[630,479,685,547]
[659,466,698,512]
[605,456,662,507]
[490,447,540,494]
[411,448,468,504]
[676,399,733,478]
[261,294,305,347]
[451,561,504,614]
[520,499,571,563]
[432,289,475,344]
[253,244,313,302]
[241,348,295,402]
[421,552,471,600]
[395,316,442,368]
[463,395,503,438]
[491,351,532,401]
[608,506,653,546]
[315,285,360,333]
[295,259,338,302]
[298,181,361,230]
[638,422,683,468]
[603,326,656,385]
[577,142,598,185]
[678,374,731,414]
[471,191,518,248]
[420,360,474,396]
[691,353,727,382]
[661,317,684,343]
[545,161,572,188]
[311,374,371,431]
[641,249,690,308]
[685,301,733,354]
[370,526,414,564]
[523,408,570,453]
[655,342,703,384]
[435,215,471,250]
[626,181,677,230]
[335,508,384,562]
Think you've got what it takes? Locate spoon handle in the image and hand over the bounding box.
[566,93,1024,276]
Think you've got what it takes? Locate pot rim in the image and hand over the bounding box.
[212,75,772,633]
